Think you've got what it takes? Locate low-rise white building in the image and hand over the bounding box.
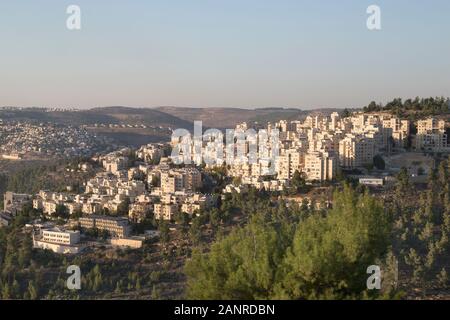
[33,228,83,254]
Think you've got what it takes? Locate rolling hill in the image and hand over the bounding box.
[155,106,335,128]
[0,106,341,130]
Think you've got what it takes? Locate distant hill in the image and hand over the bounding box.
[0,106,342,130]
[155,106,340,128]
[0,107,192,129]
[87,107,193,128]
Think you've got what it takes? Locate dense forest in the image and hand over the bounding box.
[185,158,450,300]
[0,165,58,195]
[0,159,98,200]
[186,186,394,299]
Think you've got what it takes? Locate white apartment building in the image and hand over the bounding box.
[160,168,202,194]
[417,118,446,134]
[276,150,303,180]
[136,143,164,163]
[304,152,337,181]
[79,215,131,238]
[154,203,179,220]
[42,200,59,215]
[381,117,410,148]
[339,134,375,168]
[181,193,217,215]
[103,156,128,173]
[415,118,449,152]
[128,201,152,223]
[161,171,184,193]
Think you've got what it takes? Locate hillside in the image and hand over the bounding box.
[87,107,193,129]
[0,106,342,130]
[156,106,339,128]
[0,107,192,129]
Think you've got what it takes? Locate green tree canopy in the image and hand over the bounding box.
[185,185,392,300]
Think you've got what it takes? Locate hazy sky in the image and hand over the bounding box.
[1,0,450,109]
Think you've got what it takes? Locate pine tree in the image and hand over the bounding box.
[92,265,103,292]
[28,280,39,300]
[2,282,11,299]
[151,284,160,300]
[11,279,20,299]
[114,280,122,294]
[437,268,448,287]
[135,277,141,291]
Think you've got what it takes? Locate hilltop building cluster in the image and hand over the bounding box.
[171,113,448,192]
[0,121,110,159]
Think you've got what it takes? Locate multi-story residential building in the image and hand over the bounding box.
[415,118,449,152]
[42,200,59,215]
[136,143,165,163]
[417,118,446,134]
[82,202,103,215]
[304,151,337,181]
[381,117,410,148]
[117,180,146,198]
[339,134,375,168]
[3,192,31,215]
[103,156,129,173]
[329,112,340,131]
[184,168,203,191]
[161,171,184,193]
[79,215,131,238]
[65,202,83,215]
[160,168,202,194]
[32,192,83,216]
[128,201,152,223]
[276,150,303,180]
[180,193,217,215]
[154,203,179,220]
[181,202,203,215]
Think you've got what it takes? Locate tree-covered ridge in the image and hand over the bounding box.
[363,97,449,119]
